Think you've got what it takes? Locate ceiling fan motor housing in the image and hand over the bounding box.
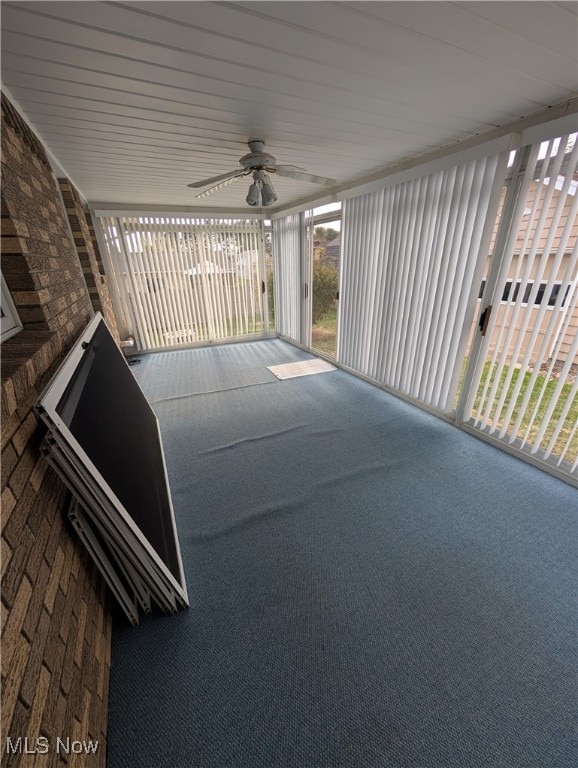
[239,140,277,170]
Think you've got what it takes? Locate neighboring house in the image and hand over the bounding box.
[185,260,227,277]
[322,235,340,268]
[235,250,259,279]
[470,179,578,368]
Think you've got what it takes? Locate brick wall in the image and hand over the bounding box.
[58,179,120,344]
[1,93,111,766]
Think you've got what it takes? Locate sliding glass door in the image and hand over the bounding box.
[96,215,268,351]
[310,215,341,358]
[458,132,578,478]
[338,152,506,413]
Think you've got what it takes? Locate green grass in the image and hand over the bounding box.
[472,361,577,463]
[311,307,337,357]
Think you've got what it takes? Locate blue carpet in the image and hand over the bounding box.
[129,338,306,403]
[109,340,577,768]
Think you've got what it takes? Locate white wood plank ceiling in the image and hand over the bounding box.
[2,1,577,211]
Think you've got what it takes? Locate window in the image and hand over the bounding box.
[478,278,569,307]
[1,274,22,342]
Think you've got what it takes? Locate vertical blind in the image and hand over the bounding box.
[338,153,504,412]
[468,133,578,472]
[272,214,301,343]
[97,216,265,351]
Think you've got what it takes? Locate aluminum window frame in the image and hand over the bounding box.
[1,273,23,343]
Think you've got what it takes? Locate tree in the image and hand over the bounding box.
[312,262,338,323]
[314,226,339,244]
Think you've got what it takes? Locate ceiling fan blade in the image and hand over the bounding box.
[194,173,247,199]
[269,163,307,172]
[274,166,336,186]
[187,169,243,189]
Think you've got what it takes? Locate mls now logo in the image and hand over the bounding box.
[5,736,99,755]
[5,737,49,754]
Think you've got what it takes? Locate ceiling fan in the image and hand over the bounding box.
[187,139,336,206]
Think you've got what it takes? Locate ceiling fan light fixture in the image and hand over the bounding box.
[246,181,261,206]
[260,176,277,207]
